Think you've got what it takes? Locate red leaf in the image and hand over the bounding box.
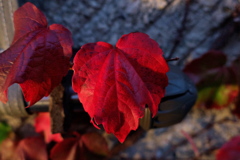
[183,50,239,109]
[0,2,73,106]
[34,112,63,143]
[50,137,80,160]
[216,135,240,160]
[183,50,227,84]
[72,32,168,142]
[14,137,48,160]
[50,132,109,160]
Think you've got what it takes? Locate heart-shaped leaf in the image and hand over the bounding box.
[72,32,168,142]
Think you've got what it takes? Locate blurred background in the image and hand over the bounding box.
[0,0,240,159]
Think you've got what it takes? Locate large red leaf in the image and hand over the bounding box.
[72,32,169,142]
[0,2,73,106]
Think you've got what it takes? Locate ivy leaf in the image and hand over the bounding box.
[0,136,47,160]
[14,137,48,160]
[50,132,109,160]
[216,135,240,160]
[183,50,239,109]
[0,2,73,106]
[72,32,169,142]
[34,112,63,143]
[183,50,227,84]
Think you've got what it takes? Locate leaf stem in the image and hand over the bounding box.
[166,57,179,62]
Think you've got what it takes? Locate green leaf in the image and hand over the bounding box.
[0,122,11,144]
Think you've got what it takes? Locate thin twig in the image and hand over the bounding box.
[181,129,200,158]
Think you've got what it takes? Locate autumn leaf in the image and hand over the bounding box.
[50,132,109,160]
[0,136,48,160]
[0,2,73,106]
[14,137,48,160]
[183,50,227,84]
[183,50,239,109]
[216,135,240,160]
[72,32,169,142]
[34,112,63,143]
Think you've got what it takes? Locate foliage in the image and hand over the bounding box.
[0,2,168,143]
[50,132,109,160]
[34,112,63,143]
[184,50,239,111]
[0,2,239,159]
[183,50,240,159]
[0,113,109,160]
[72,34,168,142]
[0,2,73,107]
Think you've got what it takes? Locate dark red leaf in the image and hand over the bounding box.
[81,132,109,156]
[72,32,168,142]
[34,112,63,143]
[50,137,80,160]
[183,50,239,109]
[0,2,73,106]
[14,137,48,160]
[216,135,240,160]
[183,50,227,84]
[50,132,109,160]
[12,2,47,44]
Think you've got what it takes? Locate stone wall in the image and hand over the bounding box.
[18,0,240,66]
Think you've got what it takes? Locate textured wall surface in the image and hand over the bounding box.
[19,0,240,65]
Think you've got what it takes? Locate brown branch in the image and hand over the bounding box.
[166,57,179,62]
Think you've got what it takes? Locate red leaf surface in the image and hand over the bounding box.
[34,112,63,143]
[0,2,73,106]
[14,137,48,160]
[183,50,239,109]
[72,32,168,142]
[0,136,48,160]
[216,135,240,160]
[50,132,109,160]
[183,50,227,84]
